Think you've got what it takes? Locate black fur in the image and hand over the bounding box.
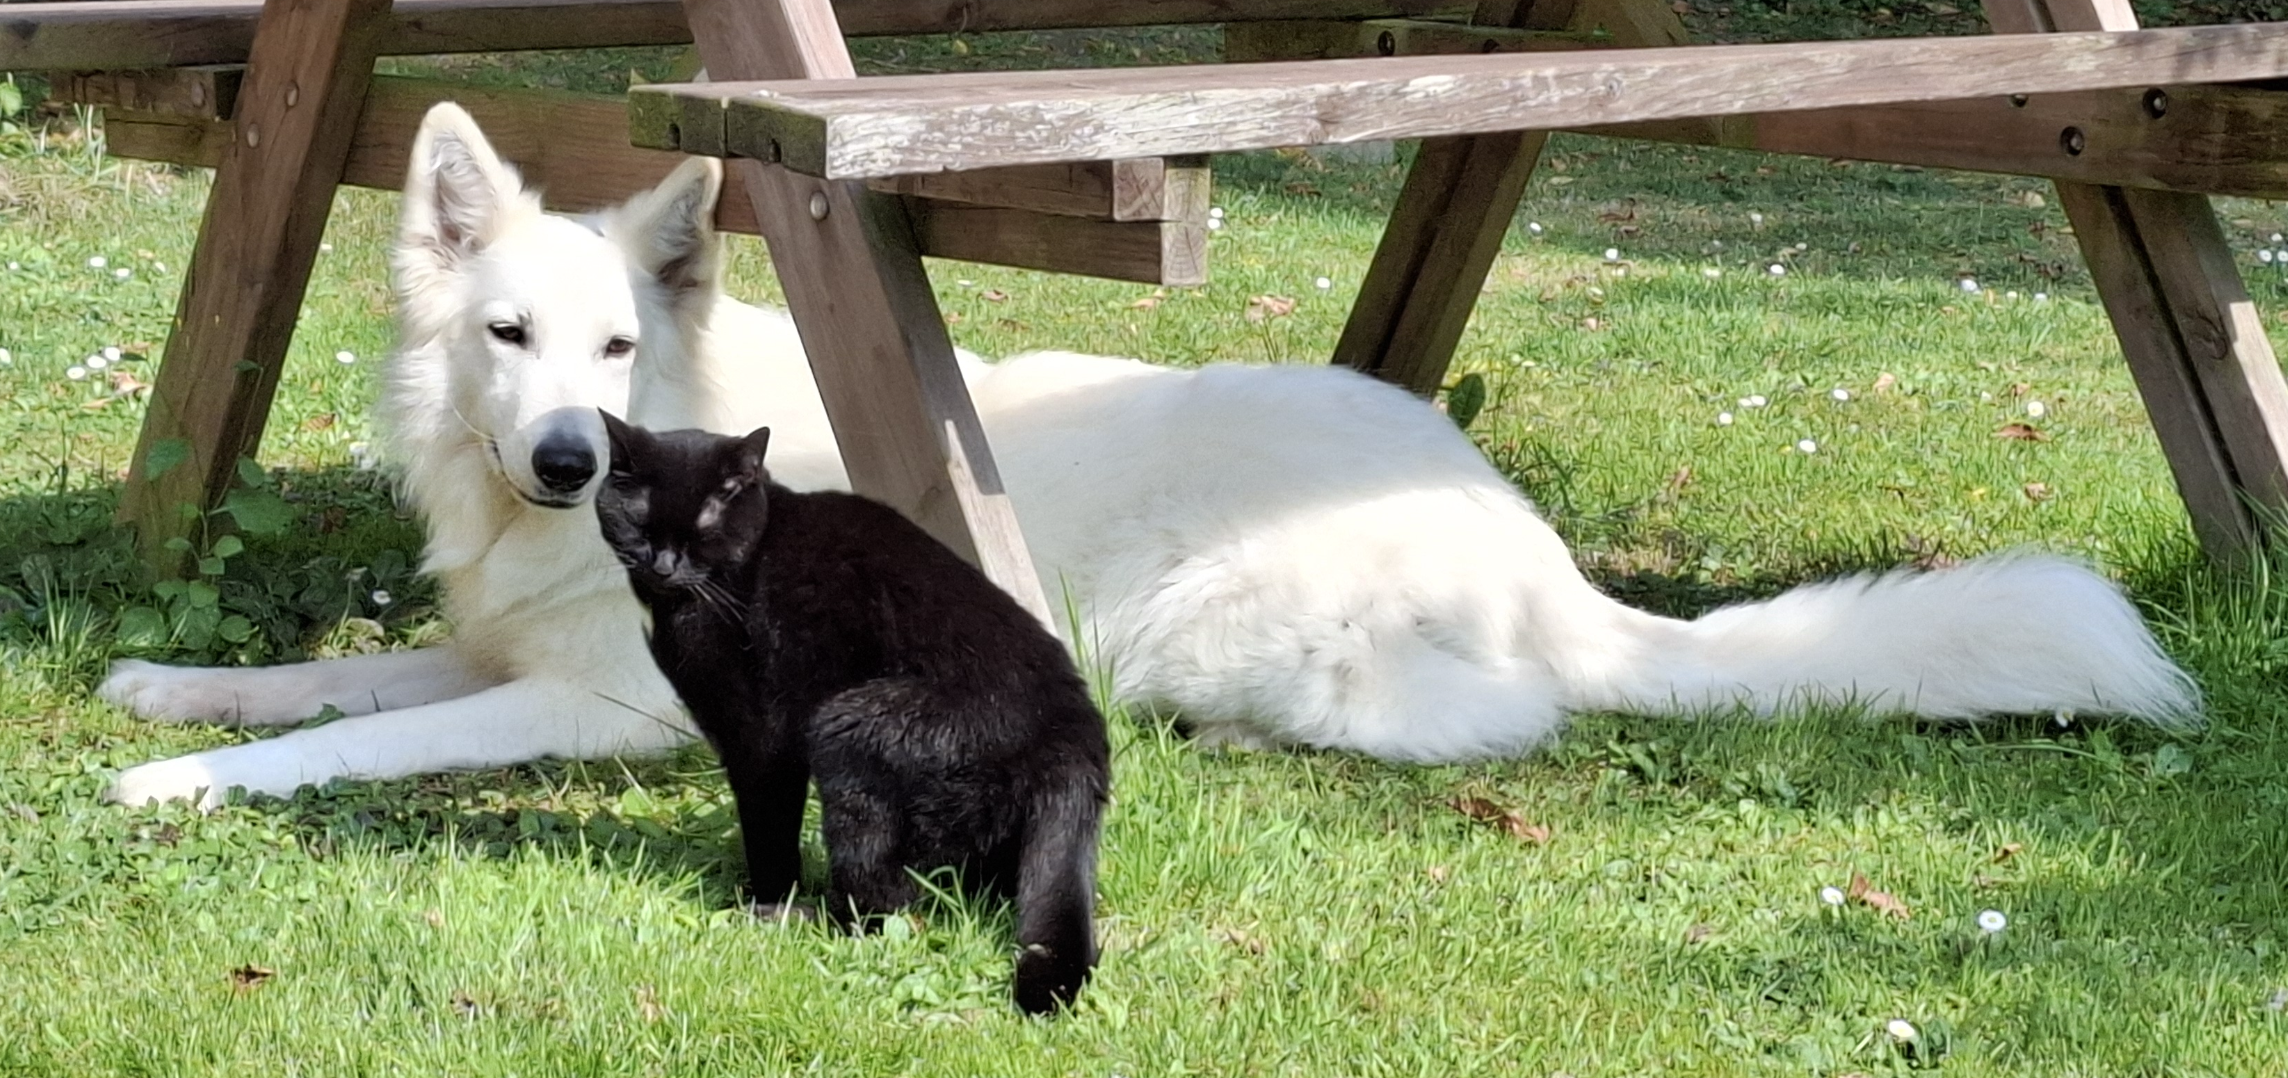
[594,412,1109,1015]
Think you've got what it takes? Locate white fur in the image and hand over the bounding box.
[101,109,2198,808]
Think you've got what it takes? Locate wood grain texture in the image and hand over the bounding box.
[87,76,1202,283]
[1225,17,2288,201]
[636,21,2288,178]
[53,66,241,119]
[2054,182,2256,554]
[0,0,1471,70]
[687,0,1052,622]
[1987,0,2288,560]
[121,0,391,570]
[905,200,1207,286]
[1327,0,1683,393]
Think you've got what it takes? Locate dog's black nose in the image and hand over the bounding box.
[531,436,597,494]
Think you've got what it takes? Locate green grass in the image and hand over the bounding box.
[10,21,2288,1074]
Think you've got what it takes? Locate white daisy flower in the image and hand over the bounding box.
[112,267,131,281]
[1767,264,1786,276]
[86,354,108,370]
[1831,388,1850,401]
[1716,412,1734,426]
[1959,277,1980,293]
[1208,207,1225,220]
[66,365,88,381]
[1702,267,1721,279]
[371,589,393,606]
[2260,250,2275,264]
[101,346,121,362]
[2033,292,2049,302]
[1603,247,1621,262]
[2026,400,2047,418]
[1749,211,1765,227]
[87,256,107,269]
[1315,276,1332,291]
[0,348,12,366]
[1820,885,1845,906]
[1207,218,1223,231]
[1741,395,1768,408]
[1977,909,2007,934]
[336,350,357,365]
[1797,438,1819,453]
[1526,221,1544,235]
[1887,1019,1919,1043]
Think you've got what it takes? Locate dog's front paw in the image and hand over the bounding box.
[105,755,231,811]
[98,660,249,724]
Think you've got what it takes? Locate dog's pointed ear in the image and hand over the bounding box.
[735,425,771,484]
[603,156,724,305]
[400,104,525,270]
[600,410,639,473]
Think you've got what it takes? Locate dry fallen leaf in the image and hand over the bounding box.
[1872,372,1898,393]
[1685,923,1713,944]
[2023,481,2052,502]
[109,370,150,395]
[1664,466,1693,497]
[980,289,1009,302]
[1449,796,1552,844]
[452,989,480,1018]
[230,964,275,992]
[1994,422,2048,442]
[943,311,964,325]
[1130,290,1166,310]
[303,412,337,432]
[1427,865,1450,884]
[636,984,666,1023]
[1245,294,1297,323]
[1992,842,2025,863]
[2009,382,2032,398]
[1216,926,1266,954]
[423,908,445,928]
[1847,872,1911,920]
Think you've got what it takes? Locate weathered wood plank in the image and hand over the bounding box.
[83,75,1203,283]
[876,156,1208,222]
[1985,0,2288,559]
[1230,16,2288,202]
[120,0,391,569]
[53,66,241,119]
[905,200,1207,286]
[0,0,1471,70]
[634,21,2288,178]
[685,0,1052,623]
[1328,0,1642,395]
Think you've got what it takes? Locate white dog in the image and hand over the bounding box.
[101,105,2198,808]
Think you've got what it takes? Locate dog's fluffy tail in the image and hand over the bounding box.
[1561,553,2199,722]
[1011,769,1104,1016]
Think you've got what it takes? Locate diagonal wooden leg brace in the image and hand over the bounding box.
[120,0,389,573]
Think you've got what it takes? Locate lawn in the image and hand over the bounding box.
[6,14,2288,1076]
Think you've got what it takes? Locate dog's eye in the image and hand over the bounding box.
[488,322,527,346]
[603,336,636,359]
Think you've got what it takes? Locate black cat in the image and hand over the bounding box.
[593,412,1110,1015]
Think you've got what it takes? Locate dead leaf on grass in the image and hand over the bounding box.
[1847,872,1911,920]
[230,964,275,992]
[1449,796,1552,845]
[980,289,1009,302]
[1992,842,2025,863]
[636,984,666,1022]
[1994,422,2048,442]
[2022,482,2052,502]
[1872,372,1898,393]
[1245,294,1297,323]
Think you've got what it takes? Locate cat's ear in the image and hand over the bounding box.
[600,410,638,474]
[734,426,772,484]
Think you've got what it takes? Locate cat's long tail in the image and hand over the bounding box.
[1558,552,2200,723]
[1011,767,1106,1016]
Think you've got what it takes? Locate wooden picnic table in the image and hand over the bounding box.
[10,0,2288,596]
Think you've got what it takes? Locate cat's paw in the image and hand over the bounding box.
[1184,721,1283,754]
[743,901,818,925]
[105,755,231,812]
[98,660,251,724]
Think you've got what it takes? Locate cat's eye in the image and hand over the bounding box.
[488,322,527,346]
[603,336,637,358]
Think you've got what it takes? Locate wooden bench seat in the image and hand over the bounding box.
[0,0,1472,71]
[631,21,2288,178]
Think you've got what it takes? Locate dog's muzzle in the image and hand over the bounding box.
[530,434,598,497]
